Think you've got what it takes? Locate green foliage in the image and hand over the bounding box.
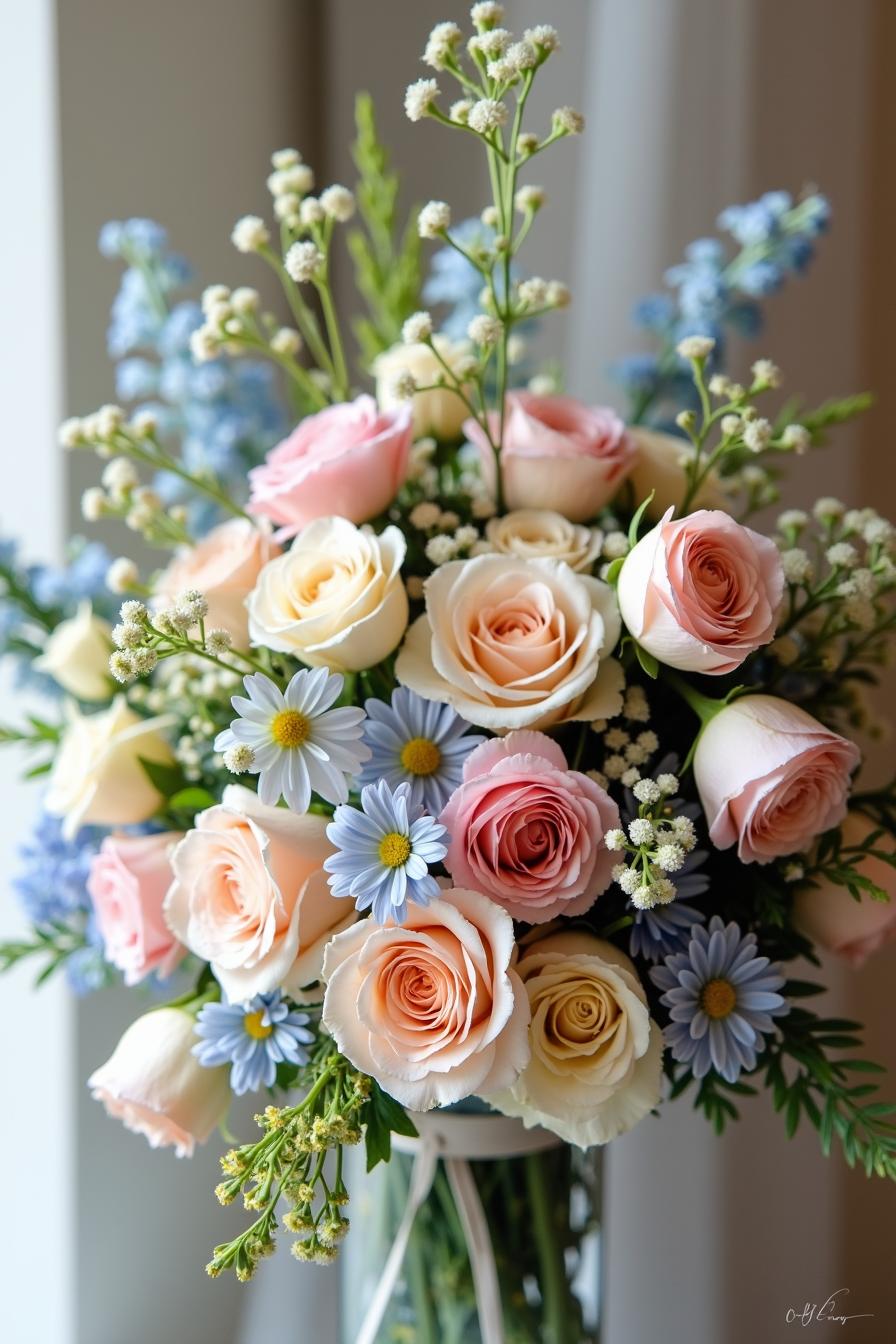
[0,920,99,987]
[778,391,874,446]
[361,1079,419,1171]
[347,91,423,367]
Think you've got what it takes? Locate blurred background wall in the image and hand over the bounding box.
[0,1,893,1342]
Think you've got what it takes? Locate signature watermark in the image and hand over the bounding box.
[785,1288,874,1327]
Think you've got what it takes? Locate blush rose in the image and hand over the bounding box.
[792,813,896,967]
[321,885,530,1111]
[464,392,637,523]
[88,831,185,985]
[694,695,861,864]
[440,731,620,922]
[617,507,784,675]
[248,394,412,537]
[156,518,280,647]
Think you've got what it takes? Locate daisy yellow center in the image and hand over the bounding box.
[379,831,412,868]
[700,978,737,1020]
[271,709,310,749]
[244,1011,273,1040]
[400,736,442,777]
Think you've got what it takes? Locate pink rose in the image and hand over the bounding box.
[792,813,896,967]
[440,731,620,922]
[88,1007,230,1157]
[165,785,356,1000]
[617,508,784,674]
[156,519,280,647]
[694,695,861,864]
[321,886,530,1111]
[247,395,412,537]
[464,393,637,523]
[87,832,185,985]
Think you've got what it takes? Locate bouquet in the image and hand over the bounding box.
[3,6,895,1339]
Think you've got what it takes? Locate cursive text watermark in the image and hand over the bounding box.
[785,1288,874,1327]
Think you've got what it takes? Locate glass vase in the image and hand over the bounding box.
[341,1113,602,1344]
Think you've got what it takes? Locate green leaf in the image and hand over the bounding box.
[604,556,625,585]
[169,786,218,813]
[139,756,187,798]
[634,643,659,679]
[628,491,655,548]
[362,1081,418,1172]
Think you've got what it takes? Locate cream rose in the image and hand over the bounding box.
[627,427,728,521]
[88,1007,230,1158]
[45,698,174,838]
[793,813,896,966]
[617,507,784,674]
[247,516,408,673]
[694,695,861,864]
[395,553,624,731]
[34,601,113,700]
[321,885,530,1111]
[484,509,602,572]
[375,336,471,440]
[486,931,663,1147]
[165,784,355,1000]
[156,518,279,646]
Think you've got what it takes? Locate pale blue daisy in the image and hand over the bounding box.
[324,779,448,924]
[214,668,370,814]
[193,990,314,1095]
[358,687,485,816]
[650,916,789,1084]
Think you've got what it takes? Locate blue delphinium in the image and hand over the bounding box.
[358,687,485,816]
[12,811,109,994]
[193,990,314,1095]
[614,190,830,425]
[325,780,448,924]
[650,916,789,1083]
[99,217,287,528]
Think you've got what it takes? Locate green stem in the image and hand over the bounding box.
[663,669,728,725]
[525,1152,573,1344]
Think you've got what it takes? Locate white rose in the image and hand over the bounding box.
[375,336,471,441]
[627,427,729,520]
[484,509,602,572]
[247,516,409,672]
[45,697,174,838]
[395,553,623,731]
[34,601,113,700]
[485,930,663,1148]
[88,1007,230,1158]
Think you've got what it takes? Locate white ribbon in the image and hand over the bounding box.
[355,1112,560,1344]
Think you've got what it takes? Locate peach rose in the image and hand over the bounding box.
[793,813,896,967]
[395,553,624,731]
[464,393,637,523]
[440,731,620,922]
[617,507,784,674]
[626,427,728,521]
[165,784,355,1000]
[88,1007,230,1157]
[694,695,861,864]
[321,885,530,1111]
[247,516,408,673]
[45,698,174,839]
[88,831,185,985]
[248,395,412,537]
[156,518,279,647]
[375,336,471,440]
[484,509,602,572]
[486,931,663,1148]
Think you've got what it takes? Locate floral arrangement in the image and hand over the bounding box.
[3,4,896,1316]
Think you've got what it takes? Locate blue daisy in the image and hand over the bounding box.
[358,687,485,816]
[324,779,448,924]
[193,990,314,1095]
[650,916,789,1084]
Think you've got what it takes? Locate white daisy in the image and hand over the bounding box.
[214,669,370,814]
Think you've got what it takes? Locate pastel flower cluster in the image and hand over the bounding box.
[3,4,896,1291]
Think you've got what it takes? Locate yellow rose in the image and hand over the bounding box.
[247,516,408,672]
[35,601,113,700]
[375,336,471,441]
[45,697,174,838]
[485,930,663,1147]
